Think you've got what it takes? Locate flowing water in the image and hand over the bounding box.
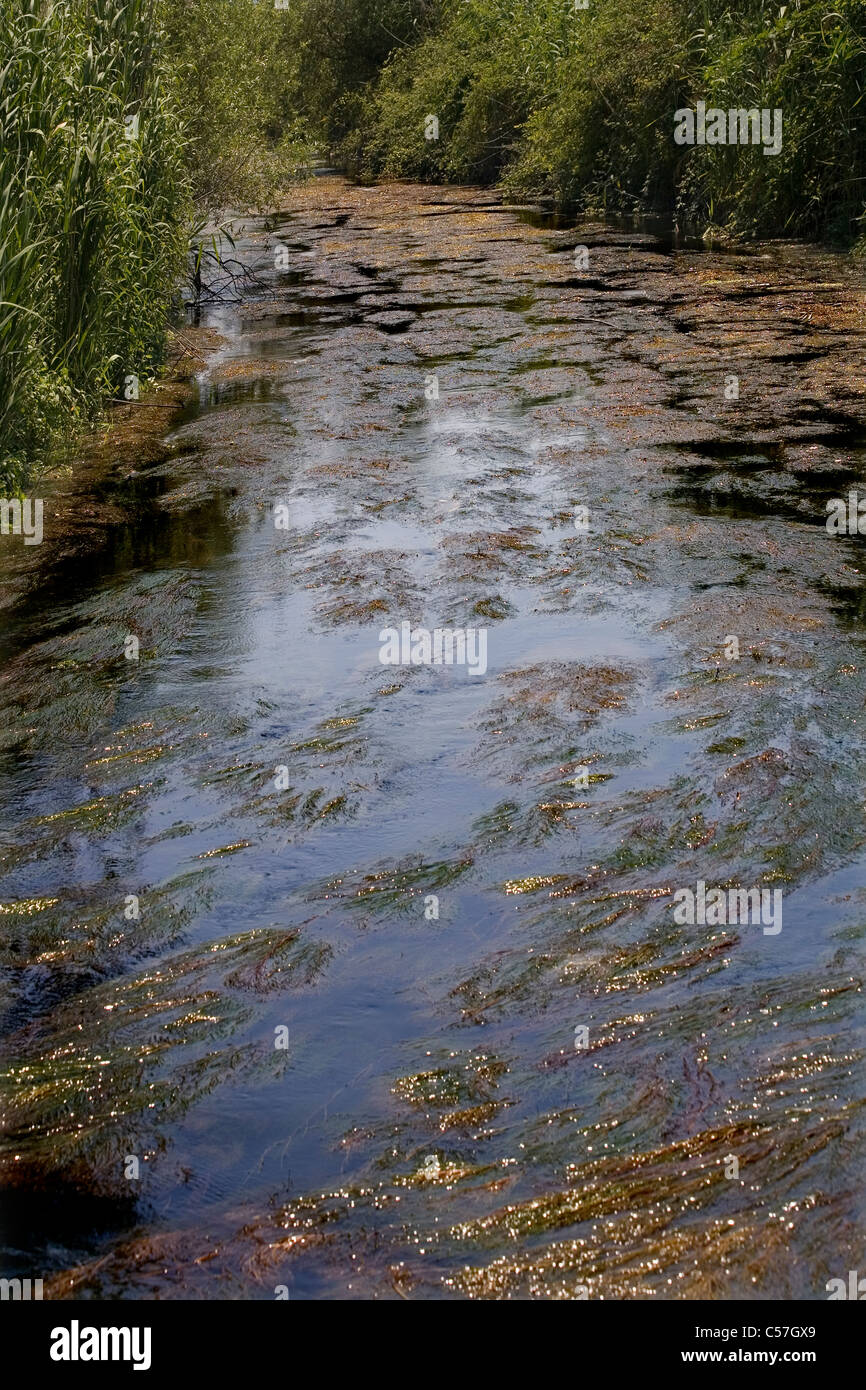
[1,180,865,1299]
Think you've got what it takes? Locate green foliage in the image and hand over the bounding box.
[161,0,313,212]
[286,0,434,148]
[502,0,684,212]
[684,0,866,237]
[0,0,190,487]
[342,0,574,182]
[313,0,866,239]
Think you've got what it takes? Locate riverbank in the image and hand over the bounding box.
[0,326,225,620]
[318,0,866,241]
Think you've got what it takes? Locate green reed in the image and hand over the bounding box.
[0,0,189,489]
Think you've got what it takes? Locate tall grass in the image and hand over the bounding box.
[0,0,189,490]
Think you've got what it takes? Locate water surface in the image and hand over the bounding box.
[1,181,864,1299]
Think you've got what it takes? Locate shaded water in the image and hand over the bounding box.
[2,180,865,1299]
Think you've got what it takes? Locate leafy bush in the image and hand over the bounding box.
[331,0,866,238]
[286,0,434,148]
[161,0,312,212]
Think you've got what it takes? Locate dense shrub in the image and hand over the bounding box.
[336,0,866,238]
[161,0,311,211]
[284,0,434,149]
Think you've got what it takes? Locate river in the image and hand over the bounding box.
[1,179,864,1299]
